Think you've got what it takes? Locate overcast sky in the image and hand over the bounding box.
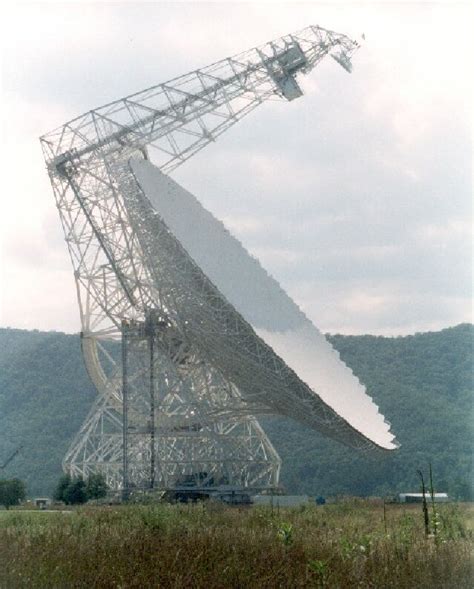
[0,1,472,336]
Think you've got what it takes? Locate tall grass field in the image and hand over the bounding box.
[0,501,472,588]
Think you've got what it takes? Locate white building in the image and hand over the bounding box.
[399,493,449,503]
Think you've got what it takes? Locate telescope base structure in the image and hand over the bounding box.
[63,314,281,499]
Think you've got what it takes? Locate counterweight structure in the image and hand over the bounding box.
[41,25,397,497]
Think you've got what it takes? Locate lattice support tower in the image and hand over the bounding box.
[41,25,396,499]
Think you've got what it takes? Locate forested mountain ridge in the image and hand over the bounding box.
[0,324,472,498]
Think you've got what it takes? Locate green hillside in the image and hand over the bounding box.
[0,325,472,498]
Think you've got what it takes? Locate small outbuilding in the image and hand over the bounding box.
[34,498,51,510]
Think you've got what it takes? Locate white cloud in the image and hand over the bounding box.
[0,1,472,335]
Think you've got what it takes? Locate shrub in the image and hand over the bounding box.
[0,478,26,509]
[85,473,108,501]
[54,473,108,505]
[53,473,72,503]
[63,478,88,505]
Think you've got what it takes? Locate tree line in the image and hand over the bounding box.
[0,324,472,499]
[0,473,108,509]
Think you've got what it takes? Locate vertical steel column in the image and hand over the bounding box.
[121,320,129,501]
[148,318,156,489]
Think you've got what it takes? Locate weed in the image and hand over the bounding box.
[308,558,329,587]
[0,501,472,588]
[276,521,293,545]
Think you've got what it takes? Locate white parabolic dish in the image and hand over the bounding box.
[131,158,398,451]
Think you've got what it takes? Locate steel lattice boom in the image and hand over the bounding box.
[41,25,396,498]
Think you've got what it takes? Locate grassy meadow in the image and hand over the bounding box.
[0,501,472,588]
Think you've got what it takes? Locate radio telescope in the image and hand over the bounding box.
[41,25,397,498]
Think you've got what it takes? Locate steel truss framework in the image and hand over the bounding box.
[41,25,368,495]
